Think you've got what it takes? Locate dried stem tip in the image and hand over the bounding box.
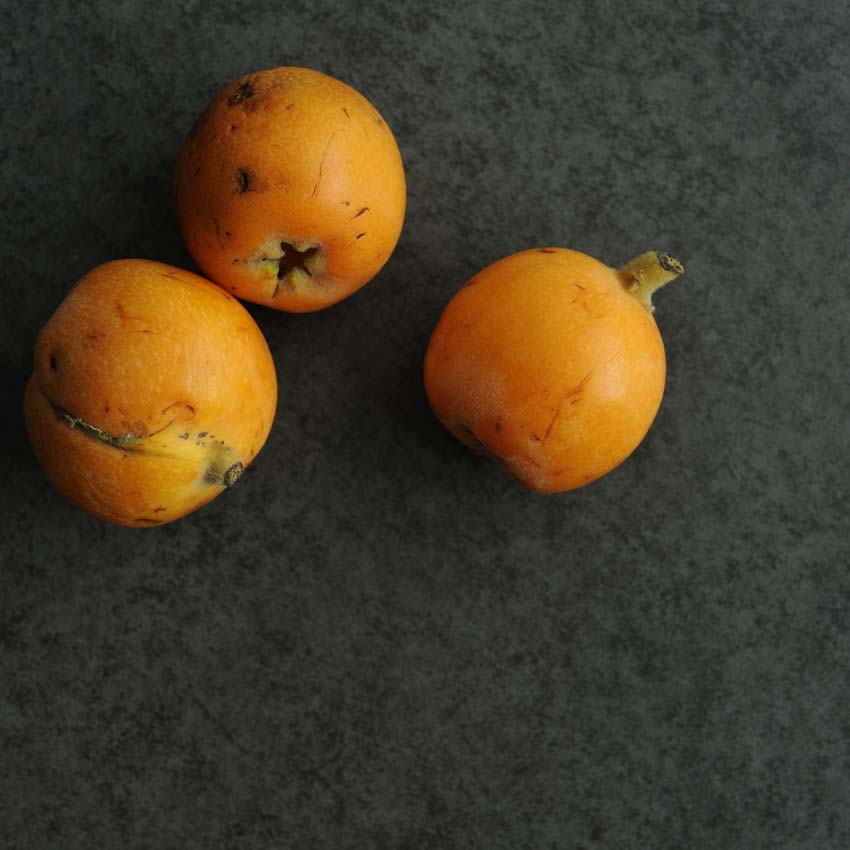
[618,251,684,313]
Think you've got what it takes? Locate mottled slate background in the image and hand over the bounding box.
[1,1,849,847]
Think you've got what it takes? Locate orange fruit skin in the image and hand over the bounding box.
[424,248,667,493]
[24,260,278,526]
[175,66,406,313]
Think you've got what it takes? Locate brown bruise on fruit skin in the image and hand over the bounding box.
[227,80,255,106]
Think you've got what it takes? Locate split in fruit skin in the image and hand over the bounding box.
[48,398,245,488]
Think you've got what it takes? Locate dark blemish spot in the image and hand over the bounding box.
[225,230,232,238]
[223,462,244,488]
[538,248,557,254]
[159,271,181,281]
[198,431,207,438]
[154,506,165,513]
[353,207,369,218]
[230,124,237,132]
[103,406,110,414]
[574,283,585,289]
[193,164,201,177]
[115,303,126,319]
[213,217,225,248]
[285,102,294,110]
[228,80,255,106]
[236,168,252,193]
[530,433,541,442]
[356,233,366,240]
[178,433,189,440]
[342,107,350,119]
[272,283,281,299]
[231,261,240,267]
[342,200,350,206]
[50,355,58,372]
[657,252,684,274]
[374,117,384,126]
[494,420,502,431]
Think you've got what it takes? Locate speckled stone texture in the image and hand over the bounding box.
[1,1,849,847]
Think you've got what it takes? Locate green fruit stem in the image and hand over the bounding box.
[619,252,684,313]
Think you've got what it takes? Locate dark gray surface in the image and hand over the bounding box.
[2,1,849,847]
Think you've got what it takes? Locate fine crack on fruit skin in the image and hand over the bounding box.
[310,132,337,198]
